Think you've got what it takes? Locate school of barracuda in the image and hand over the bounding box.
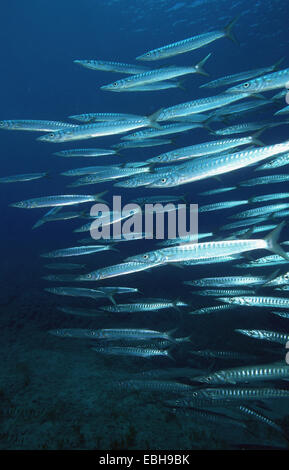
[2,17,289,445]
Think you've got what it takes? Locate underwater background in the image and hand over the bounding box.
[0,0,289,450]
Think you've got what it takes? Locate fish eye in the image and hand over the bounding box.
[143,254,149,259]
[86,273,92,279]
[161,178,167,183]
[113,82,118,87]
[243,83,250,88]
[0,122,4,127]
[49,133,54,137]
[146,52,150,56]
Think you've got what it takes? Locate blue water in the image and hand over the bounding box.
[0,0,289,450]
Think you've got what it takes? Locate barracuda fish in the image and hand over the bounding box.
[0,120,77,131]
[221,217,270,231]
[199,186,237,196]
[49,327,179,343]
[156,92,250,121]
[237,406,284,436]
[212,122,269,136]
[114,168,174,188]
[73,59,150,74]
[187,275,269,288]
[188,305,235,315]
[191,289,254,296]
[231,225,278,237]
[91,345,173,359]
[32,207,62,230]
[275,286,289,292]
[113,81,186,92]
[256,152,289,170]
[42,274,82,282]
[227,67,289,94]
[99,300,187,313]
[219,296,289,309]
[146,140,289,188]
[99,286,139,295]
[101,55,211,92]
[45,287,116,301]
[57,306,103,317]
[180,255,241,266]
[193,362,289,384]
[44,263,86,270]
[230,224,277,238]
[136,18,238,61]
[275,105,289,115]
[213,98,273,117]
[10,192,107,209]
[190,349,254,360]
[75,209,141,232]
[43,211,82,222]
[200,59,284,89]
[41,245,112,258]
[230,203,289,220]
[53,148,117,157]
[133,195,186,205]
[69,112,146,123]
[236,253,288,268]
[37,112,162,143]
[0,172,48,183]
[158,233,213,247]
[69,167,150,186]
[115,379,194,395]
[235,328,289,344]
[127,223,289,265]
[250,192,289,203]
[61,164,122,177]
[199,200,248,212]
[180,387,289,401]
[121,122,202,141]
[146,136,259,164]
[75,260,162,281]
[240,174,289,186]
[113,139,172,149]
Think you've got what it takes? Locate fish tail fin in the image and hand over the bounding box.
[265,221,289,260]
[94,190,108,203]
[262,269,281,286]
[178,335,192,343]
[177,80,187,91]
[108,294,116,305]
[251,129,265,146]
[167,328,178,339]
[172,300,182,312]
[167,347,176,362]
[224,16,239,45]
[194,53,212,77]
[148,109,163,129]
[109,245,120,253]
[272,57,284,71]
